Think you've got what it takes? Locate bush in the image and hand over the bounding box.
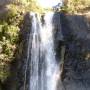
[0,4,21,82]
[0,22,20,82]
[62,0,90,14]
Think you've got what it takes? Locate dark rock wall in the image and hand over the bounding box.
[16,12,90,90]
[4,12,90,90]
[57,13,90,90]
[16,12,32,90]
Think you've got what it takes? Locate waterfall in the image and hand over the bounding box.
[26,12,60,90]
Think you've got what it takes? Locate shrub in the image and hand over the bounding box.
[62,0,90,14]
[0,4,21,82]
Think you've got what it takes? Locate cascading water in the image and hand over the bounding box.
[26,12,60,90]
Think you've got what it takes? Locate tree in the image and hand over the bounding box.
[62,0,90,13]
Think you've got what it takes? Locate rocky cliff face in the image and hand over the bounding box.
[3,12,90,90]
[17,12,90,90]
[58,12,90,90]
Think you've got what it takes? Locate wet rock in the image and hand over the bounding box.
[5,12,90,90]
[58,12,90,90]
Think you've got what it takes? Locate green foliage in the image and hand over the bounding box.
[0,5,21,82]
[0,23,19,82]
[62,0,90,14]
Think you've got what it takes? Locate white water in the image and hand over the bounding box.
[28,12,60,90]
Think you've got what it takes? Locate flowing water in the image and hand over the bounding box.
[25,12,60,90]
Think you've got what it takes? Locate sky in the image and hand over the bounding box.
[37,0,63,8]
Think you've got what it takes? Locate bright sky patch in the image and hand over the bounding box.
[37,0,62,8]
